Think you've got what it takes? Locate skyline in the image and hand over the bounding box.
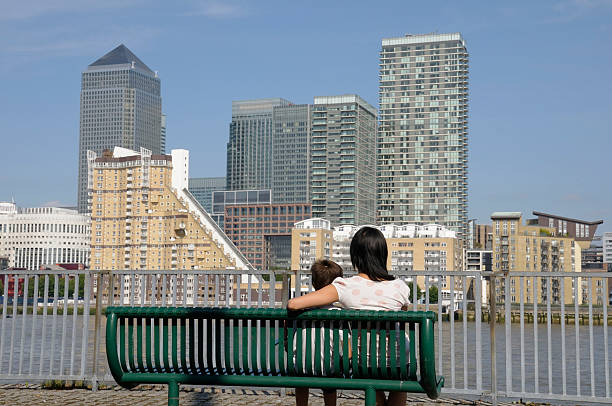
[1,1,611,229]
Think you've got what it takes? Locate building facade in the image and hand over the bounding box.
[532,211,603,249]
[291,219,333,271]
[377,33,469,239]
[490,212,581,304]
[78,44,163,213]
[88,147,250,272]
[211,189,272,230]
[223,202,311,270]
[311,95,377,226]
[604,232,612,265]
[188,177,226,213]
[226,98,291,191]
[0,202,90,269]
[272,104,311,204]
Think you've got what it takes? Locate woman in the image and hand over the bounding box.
[288,226,411,406]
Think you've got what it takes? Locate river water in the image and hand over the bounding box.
[0,315,610,399]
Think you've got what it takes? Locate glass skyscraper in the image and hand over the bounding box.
[77,44,162,213]
[272,104,311,204]
[311,95,377,226]
[188,176,226,213]
[226,98,291,191]
[377,33,468,238]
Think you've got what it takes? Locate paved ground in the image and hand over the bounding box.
[0,385,523,406]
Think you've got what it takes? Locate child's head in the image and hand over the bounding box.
[350,226,394,281]
[310,259,343,290]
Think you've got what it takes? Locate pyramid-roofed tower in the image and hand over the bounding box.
[88,44,154,73]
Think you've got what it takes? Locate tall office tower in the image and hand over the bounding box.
[272,104,311,203]
[161,114,167,154]
[77,44,162,213]
[378,33,469,238]
[226,98,291,191]
[311,95,377,226]
[188,177,226,213]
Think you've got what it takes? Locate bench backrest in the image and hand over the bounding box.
[106,307,438,390]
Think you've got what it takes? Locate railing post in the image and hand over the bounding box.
[281,271,290,308]
[488,271,497,406]
[91,270,106,391]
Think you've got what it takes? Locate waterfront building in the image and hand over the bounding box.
[490,212,582,304]
[464,249,492,272]
[88,146,250,273]
[272,104,311,204]
[77,44,163,213]
[188,177,226,213]
[582,235,603,269]
[211,189,272,230]
[531,211,603,249]
[601,232,611,265]
[0,201,90,269]
[291,219,333,271]
[467,220,492,250]
[223,201,311,270]
[226,98,291,191]
[311,95,377,226]
[377,33,469,239]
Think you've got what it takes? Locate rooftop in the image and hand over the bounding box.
[382,32,465,47]
[532,211,603,226]
[88,44,154,75]
[491,212,522,220]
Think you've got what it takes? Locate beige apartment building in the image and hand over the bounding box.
[291,218,333,271]
[491,212,582,305]
[88,147,251,302]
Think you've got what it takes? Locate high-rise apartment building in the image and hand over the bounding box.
[88,147,250,272]
[226,98,291,191]
[311,95,377,226]
[188,177,226,213]
[272,104,311,204]
[78,44,163,213]
[378,33,468,238]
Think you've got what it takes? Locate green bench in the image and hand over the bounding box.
[105,307,444,406]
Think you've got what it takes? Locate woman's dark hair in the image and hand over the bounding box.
[350,226,394,281]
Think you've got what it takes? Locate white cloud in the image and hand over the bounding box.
[546,0,612,23]
[181,0,246,18]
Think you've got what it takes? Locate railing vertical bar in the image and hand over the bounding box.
[48,274,59,375]
[437,276,443,374]
[257,274,263,308]
[412,276,417,311]
[560,275,567,396]
[236,274,241,308]
[214,275,219,307]
[161,274,167,307]
[80,272,91,377]
[18,274,29,374]
[38,275,49,375]
[546,276,552,394]
[151,273,158,306]
[0,274,9,372]
[505,275,511,393]
[119,274,125,306]
[204,275,210,306]
[182,274,188,306]
[603,276,609,398]
[193,274,199,307]
[520,276,525,394]
[269,272,275,308]
[475,274,482,392]
[450,275,455,388]
[59,274,70,375]
[588,279,594,397]
[574,276,580,397]
[28,274,39,374]
[462,275,468,390]
[130,274,135,306]
[225,274,231,306]
[247,275,252,308]
[69,274,79,375]
[141,274,146,307]
[425,275,430,309]
[533,276,539,394]
[172,274,177,307]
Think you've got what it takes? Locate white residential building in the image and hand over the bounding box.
[0,202,90,269]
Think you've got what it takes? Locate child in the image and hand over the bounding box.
[294,259,343,406]
[288,227,411,406]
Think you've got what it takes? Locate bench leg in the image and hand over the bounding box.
[364,387,376,406]
[168,380,179,406]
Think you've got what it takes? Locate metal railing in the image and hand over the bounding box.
[0,269,610,405]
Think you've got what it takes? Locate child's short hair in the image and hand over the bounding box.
[310,259,343,290]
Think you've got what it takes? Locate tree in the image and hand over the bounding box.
[409,281,423,301]
[428,286,438,304]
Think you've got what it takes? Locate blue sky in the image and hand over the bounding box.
[0,0,611,231]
